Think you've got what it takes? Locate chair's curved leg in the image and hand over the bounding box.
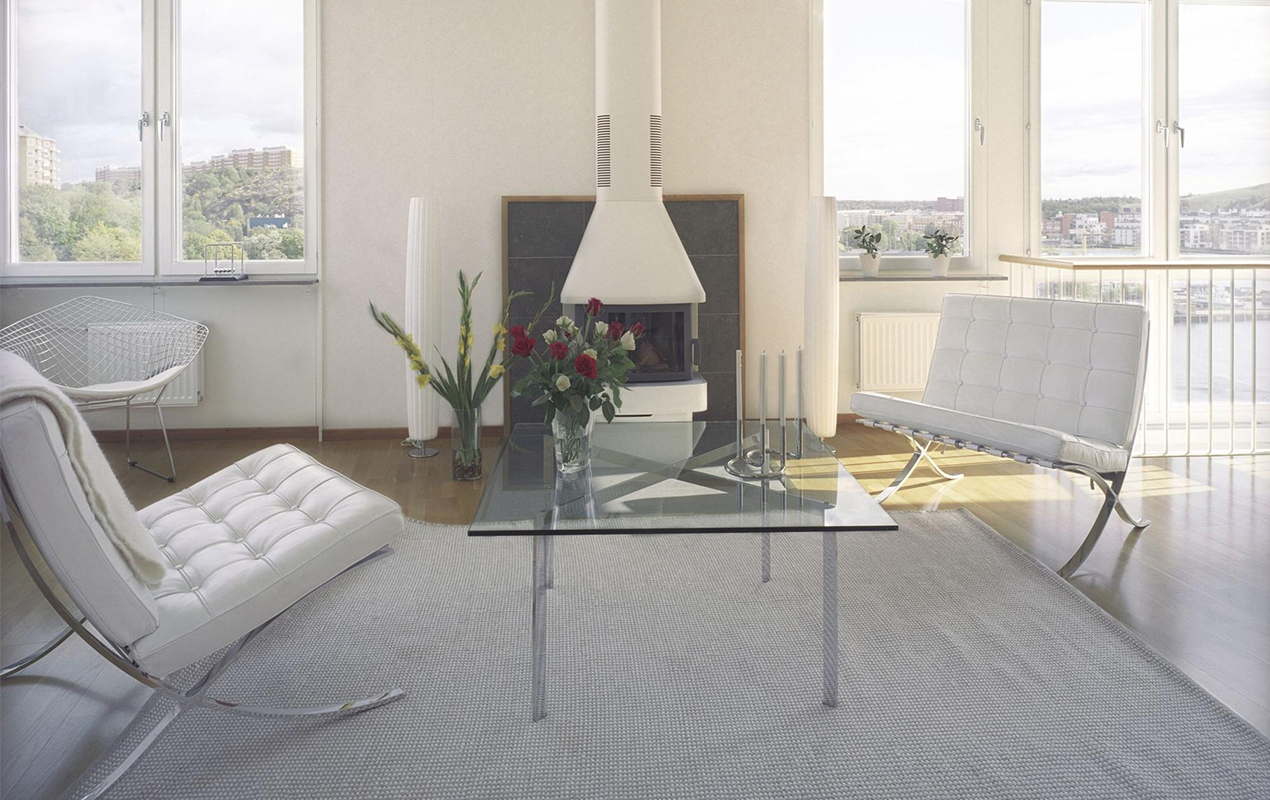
[874,450,923,504]
[1114,498,1150,529]
[197,687,406,717]
[918,445,964,481]
[77,705,182,800]
[1057,488,1117,579]
[0,618,85,679]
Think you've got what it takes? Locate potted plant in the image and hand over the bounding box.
[510,295,645,474]
[369,271,531,481]
[922,229,960,277]
[850,226,883,277]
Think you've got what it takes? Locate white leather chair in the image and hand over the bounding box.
[851,294,1150,578]
[0,395,406,798]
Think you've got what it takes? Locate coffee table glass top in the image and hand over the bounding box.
[468,421,897,535]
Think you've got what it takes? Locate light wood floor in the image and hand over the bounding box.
[2,428,1267,799]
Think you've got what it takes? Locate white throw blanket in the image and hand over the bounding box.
[0,350,166,586]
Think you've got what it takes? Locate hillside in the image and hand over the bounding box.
[1180,183,1270,213]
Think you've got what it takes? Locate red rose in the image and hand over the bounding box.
[629,321,645,337]
[573,353,598,379]
[585,298,603,317]
[508,325,526,339]
[511,336,535,357]
[548,341,569,360]
[607,320,624,340]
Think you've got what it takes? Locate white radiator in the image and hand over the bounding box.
[137,352,204,407]
[856,313,941,393]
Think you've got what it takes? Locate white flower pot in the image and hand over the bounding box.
[859,252,880,277]
[930,254,950,277]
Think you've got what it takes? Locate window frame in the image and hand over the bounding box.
[1027,0,1270,261]
[1,0,321,281]
[814,0,989,273]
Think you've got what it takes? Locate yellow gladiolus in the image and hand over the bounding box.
[415,373,432,388]
[493,322,507,337]
[489,363,505,379]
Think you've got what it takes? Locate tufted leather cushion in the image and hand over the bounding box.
[851,295,1148,472]
[128,444,403,677]
[0,398,161,645]
[922,295,1147,448]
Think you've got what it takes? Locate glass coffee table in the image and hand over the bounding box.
[468,420,897,720]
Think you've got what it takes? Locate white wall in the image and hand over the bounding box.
[321,0,811,427]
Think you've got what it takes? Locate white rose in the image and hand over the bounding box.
[555,315,574,331]
[543,329,557,344]
[554,374,571,392]
[620,331,636,351]
[583,348,597,360]
[595,320,607,338]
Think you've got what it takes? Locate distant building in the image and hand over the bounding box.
[95,165,142,188]
[184,145,299,174]
[935,196,964,213]
[18,125,59,186]
[248,216,292,229]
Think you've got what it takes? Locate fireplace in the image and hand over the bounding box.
[572,303,696,383]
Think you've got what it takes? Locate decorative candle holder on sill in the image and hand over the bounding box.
[725,347,805,481]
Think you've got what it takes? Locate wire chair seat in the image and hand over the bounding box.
[0,296,209,480]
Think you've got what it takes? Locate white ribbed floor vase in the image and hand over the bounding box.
[66,510,1270,799]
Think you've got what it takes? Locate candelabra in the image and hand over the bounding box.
[725,347,805,480]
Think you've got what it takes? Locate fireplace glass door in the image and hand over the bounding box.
[577,304,693,382]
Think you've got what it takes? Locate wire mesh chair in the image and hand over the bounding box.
[0,296,208,481]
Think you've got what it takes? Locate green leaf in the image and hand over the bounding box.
[531,392,551,407]
[589,395,603,411]
[568,395,583,411]
[544,405,556,426]
[602,401,615,423]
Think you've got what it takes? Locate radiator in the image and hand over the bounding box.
[856,313,941,393]
[137,352,204,407]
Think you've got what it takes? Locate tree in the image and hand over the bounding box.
[72,222,142,262]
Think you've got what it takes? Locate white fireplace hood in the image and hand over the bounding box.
[560,0,705,306]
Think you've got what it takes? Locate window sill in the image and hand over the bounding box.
[0,275,319,289]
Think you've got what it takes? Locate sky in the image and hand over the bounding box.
[16,0,304,184]
[824,0,1270,202]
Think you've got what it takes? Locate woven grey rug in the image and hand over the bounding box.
[67,509,1270,800]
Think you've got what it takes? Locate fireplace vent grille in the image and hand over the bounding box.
[596,115,611,188]
[649,115,663,187]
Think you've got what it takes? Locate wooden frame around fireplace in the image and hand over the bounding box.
[501,194,746,435]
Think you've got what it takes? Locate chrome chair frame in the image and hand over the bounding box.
[859,419,1150,578]
[0,475,404,800]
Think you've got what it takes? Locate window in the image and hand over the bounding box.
[1033,0,1270,260]
[3,0,318,278]
[13,0,146,266]
[1039,1,1147,257]
[822,0,982,266]
[1176,2,1270,256]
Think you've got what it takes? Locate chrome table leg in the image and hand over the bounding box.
[531,534,549,721]
[822,531,839,708]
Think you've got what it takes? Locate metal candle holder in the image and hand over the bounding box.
[725,347,805,480]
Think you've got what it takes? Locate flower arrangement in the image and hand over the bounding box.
[509,295,644,472]
[369,271,529,480]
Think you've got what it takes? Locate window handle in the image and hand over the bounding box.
[975,117,986,146]
[159,111,171,142]
[137,111,150,142]
[1172,120,1185,148]
[1156,119,1168,148]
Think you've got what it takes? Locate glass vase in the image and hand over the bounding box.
[451,406,482,481]
[551,408,595,475]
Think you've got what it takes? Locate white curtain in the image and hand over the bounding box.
[405,198,441,443]
[803,196,840,438]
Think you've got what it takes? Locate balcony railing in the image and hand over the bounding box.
[1000,255,1269,457]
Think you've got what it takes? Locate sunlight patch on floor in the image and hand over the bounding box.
[1122,464,1214,497]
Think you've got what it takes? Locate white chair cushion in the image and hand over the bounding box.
[128,444,403,677]
[922,295,1147,449]
[851,391,1131,473]
[58,364,187,402]
[0,398,161,645]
